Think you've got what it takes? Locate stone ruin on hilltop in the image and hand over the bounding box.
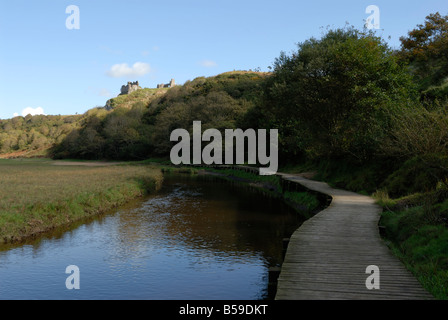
[157,79,175,89]
[119,81,141,96]
[119,79,176,94]
[104,79,176,110]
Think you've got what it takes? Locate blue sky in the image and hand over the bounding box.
[0,0,447,119]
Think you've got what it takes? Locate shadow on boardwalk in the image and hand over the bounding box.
[275,173,433,300]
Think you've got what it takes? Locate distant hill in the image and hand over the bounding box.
[0,114,82,158]
[104,87,169,111]
[0,71,270,160]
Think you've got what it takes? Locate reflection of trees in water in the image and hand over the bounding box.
[115,174,303,266]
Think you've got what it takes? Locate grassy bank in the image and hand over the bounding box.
[205,168,282,192]
[201,167,322,214]
[282,159,448,299]
[0,159,163,244]
[375,189,448,299]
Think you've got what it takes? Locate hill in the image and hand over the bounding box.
[1,18,448,298]
[104,87,169,111]
[0,114,82,158]
[0,71,268,160]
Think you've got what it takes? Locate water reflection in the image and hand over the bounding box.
[0,173,303,300]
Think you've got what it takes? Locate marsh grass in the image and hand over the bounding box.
[0,159,163,243]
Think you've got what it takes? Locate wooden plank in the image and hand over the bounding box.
[274,173,433,300]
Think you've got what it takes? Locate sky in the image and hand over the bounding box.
[0,0,447,119]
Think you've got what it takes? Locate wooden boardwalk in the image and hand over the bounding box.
[275,173,433,300]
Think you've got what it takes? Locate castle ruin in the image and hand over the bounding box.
[104,79,176,110]
[120,81,141,96]
[157,79,175,89]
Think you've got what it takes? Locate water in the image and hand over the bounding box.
[0,173,303,300]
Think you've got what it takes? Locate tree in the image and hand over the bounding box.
[262,26,415,162]
[399,12,448,96]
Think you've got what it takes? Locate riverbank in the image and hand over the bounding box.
[375,190,448,300]
[195,166,329,217]
[275,173,433,300]
[3,158,444,299]
[281,160,448,300]
[0,159,163,244]
[201,164,446,299]
[0,169,298,300]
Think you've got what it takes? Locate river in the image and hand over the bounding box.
[0,173,305,300]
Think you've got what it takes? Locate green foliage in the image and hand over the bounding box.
[422,80,448,102]
[380,203,448,299]
[381,156,448,197]
[398,12,448,98]
[105,88,165,110]
[1,17,448,297]
[372,189,397,209]
[283,191,319,212]
[261,26,415,163]
[382,102,448,158]
[53,106,153,160]
[0,114,81,156]
[51,71,267,160]
[204,167,320,213]
[2,20,447,204]
[150,90,246,154]
[206,167,283,193]
[311,157,394,194]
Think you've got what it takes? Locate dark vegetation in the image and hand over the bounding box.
[49,72,267,160]
[1,12,448,298]
[203,168,322,214]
